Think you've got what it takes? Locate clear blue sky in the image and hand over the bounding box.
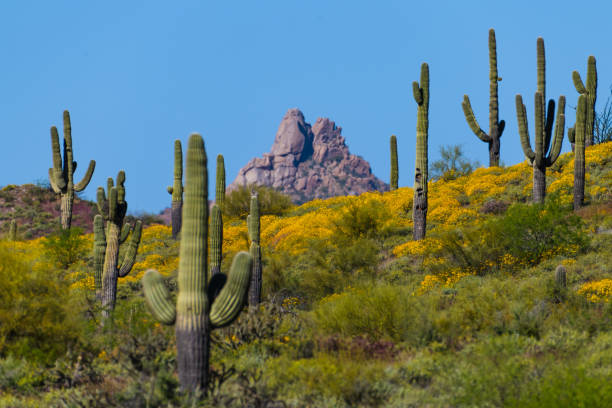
[1,1,610,214]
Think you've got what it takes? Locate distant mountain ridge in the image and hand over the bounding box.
[229,108,388,203]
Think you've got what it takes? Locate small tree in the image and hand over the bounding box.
[431,145,480,181]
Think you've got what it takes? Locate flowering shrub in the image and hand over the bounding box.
[578,279,612,303]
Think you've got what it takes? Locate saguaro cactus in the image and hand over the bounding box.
[462,28,505,167]
[8,220,16,241]
[48,110,96,229]
[572,95,587,210]
[555,264,567,289]
[413,63,429,241]
[390,135,398,190]
[572,56,597,147]
[142,134,252,392]
[167,140,183,239]
[248,194,262,305]
[216,154,226,210]
[210,204,223,277]
[96,171,142,314]
[516,38,565,203]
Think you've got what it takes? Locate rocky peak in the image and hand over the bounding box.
[229,108,388,203]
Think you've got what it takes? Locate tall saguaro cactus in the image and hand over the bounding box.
[462,28,505,167]
[142,134,252,392]
[390,135,398,190]
[48,110,96,229]
[248,194,262,305]
[412,63,429,241]
[167,140,183,239]
[210,204,223,277]
[516,38,565,203]
[572,56,597,147]
[572,95,587,210]
[216,154,226,210]
[96,171,142,314]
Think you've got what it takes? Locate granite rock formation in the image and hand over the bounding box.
[229,108,388,203]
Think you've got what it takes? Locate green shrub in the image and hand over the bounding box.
[224,184,293,218]
[40,227,88,270]
[433,194,589,275]
[0,244,81,364]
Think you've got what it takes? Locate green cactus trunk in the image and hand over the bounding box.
[390,135,398,190]
[573,95,587,210]
[8,220,16,241]
[167,140,183,239]
[93,215,106,298]
[248,194,262,305]
[216,154,226,211]
[572,56,597,147]
[143,134,252,393]
[48,110,96,230]
[97,171,143,316]
[412,63,429,241]
[555,265,567,289]
[462,28,505,167]
[210,204,223,277]
[516,38,565,203]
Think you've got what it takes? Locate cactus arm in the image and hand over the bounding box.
[573,70,586,94]
[167,186,173,194]
[546,96,565,166]
[412,81,422,105]
[210,251,252,328]
[119,223,131,244]
[96,187,107,218]
[108,187,118,223]
[210,204,223,276]
[516,95,535,162]
[544,99,556,151]
[143,269,177,325]
[498,120,505,138]
[118,221,142,277]
[74,160,96,192]
[568,126,575,144]
[49,126,67,190]
[48,168,62,193]
[462,95,490,142]
[215,155,226,209]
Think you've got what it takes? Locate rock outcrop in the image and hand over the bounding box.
[229,108,388,203]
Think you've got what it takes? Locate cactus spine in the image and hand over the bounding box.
[96,171,142,315]
[167,140,183,239]
[572,95,587,210]
[216,154,226,211]
[462,28,505,167]
[248,194,262,305]
[48,110,96,230]
[390,135,398,190]
[412,63,429,241]
[572,56,597,147]
[142,134,252,392]
[516,38,565,203]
